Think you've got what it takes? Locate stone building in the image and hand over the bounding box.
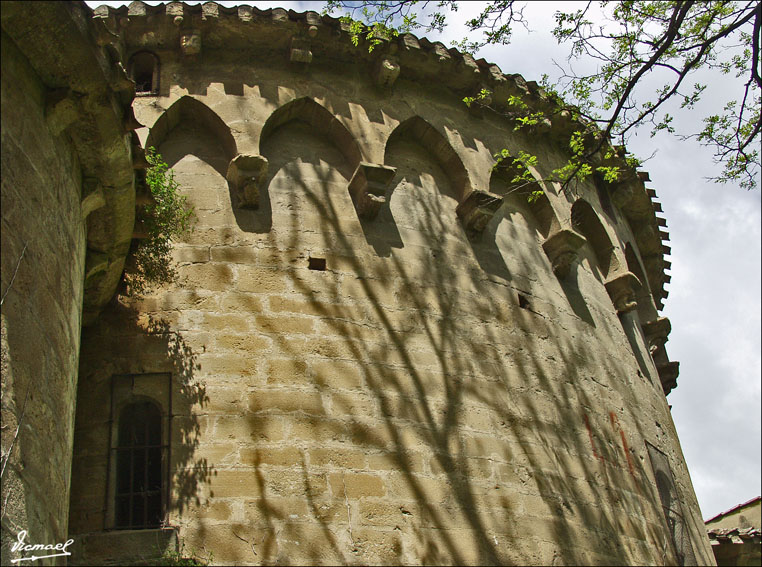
[706,497,762,566]
[1,1,714,565]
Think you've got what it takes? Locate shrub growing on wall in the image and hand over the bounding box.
[124,147,194,295]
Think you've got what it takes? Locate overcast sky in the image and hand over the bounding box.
[86,0,761,521]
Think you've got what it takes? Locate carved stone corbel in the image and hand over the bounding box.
[166,2,185,25]
[226,154,269,209]
[641,317,679,394]
[201,2,219,20]
[373,57,400,89]
[604,271,641,313]
[642,316,671,352]
[542,228,586,279]
[456,190,503,234]
[348,162,397,220]
[290,36,312,64]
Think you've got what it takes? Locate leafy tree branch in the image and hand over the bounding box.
[123,148,195,296]
[325,0,761,190]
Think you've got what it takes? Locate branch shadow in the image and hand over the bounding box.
[68,299,210,536]
[232,123,683,564]
[69,99,698,565]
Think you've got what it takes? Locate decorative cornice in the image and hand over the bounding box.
[91,1,670,310]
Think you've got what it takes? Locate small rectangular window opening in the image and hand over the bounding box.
[308,257,326,271]
[129,52,159,96]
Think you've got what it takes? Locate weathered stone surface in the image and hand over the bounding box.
[3,2,136,328]
[456,189,503,233]
[2,3,136,564]
[348,162,397,219]
[69,528,177,566]
[542,228,587,279]
[45,88,81,135]
[2,3,708,566]
[226,153,268,209]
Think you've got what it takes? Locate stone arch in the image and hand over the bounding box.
[594,176,617,221]
[624,243,648,292]
[385,116,472,202]
[489,168,561,240]
[257,97,365,239]
[571,199,619,279]
[377,115,474,253]
[145,96,237,175]
[145,96,242,235]
[259,97,363,174]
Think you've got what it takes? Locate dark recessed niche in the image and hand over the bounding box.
[518,293,531,310]
[308,257,326,271]
[129,51,159,95]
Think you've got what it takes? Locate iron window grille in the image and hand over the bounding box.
[106,373,172,530]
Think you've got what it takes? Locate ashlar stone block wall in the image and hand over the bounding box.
[68,4,713,566]
[1,3,136,564]
[1,29,87,560]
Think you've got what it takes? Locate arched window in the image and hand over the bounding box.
[129,51,159,95]
[647,442,697,565]
[115,401,163,528]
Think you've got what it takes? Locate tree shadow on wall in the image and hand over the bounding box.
[558,263,596,327]
[159,121,273,235]
[228,149,679,564]
[260,119,355,239]
[146,103,689,564]
[140,313,211,516]
[358,195,404,257]
[69,297,211,536]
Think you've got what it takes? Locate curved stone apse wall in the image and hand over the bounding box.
[1,4,137,563]
[68,3,710,565]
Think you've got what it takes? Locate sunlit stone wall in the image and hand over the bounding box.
[69,3,711,565]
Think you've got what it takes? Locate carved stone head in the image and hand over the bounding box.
[613,290,638,313]
[604,271,641,314]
